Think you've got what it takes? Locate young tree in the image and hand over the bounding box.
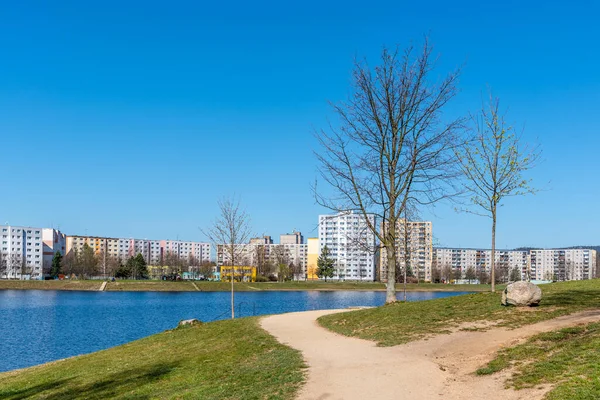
[50,251,63,278]
[8,253,22,279]
[465,266,476,284]
[80,243,98,278]
[453,267,463,282]
[202,196,253,319]
[509,267,522,282]
[456,95,540,292]
[61,249,78,277]
[315,39,462,303]
[133,253,148,279]
[0,251,6,279]
[441,263,453,284]
[317,246,335,282]
[272,245,290,282]
[199,260,215,280]
[477,269,490,285]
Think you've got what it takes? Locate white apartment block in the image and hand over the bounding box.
[433,248,529,281]
[1,225,66,280]
[379,220,433,282]
[433,248,597,282]
[318,212,377,281]
[530,249,597,281]
[66,236,211,265]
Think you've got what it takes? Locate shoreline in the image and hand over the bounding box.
[0,280,495,293]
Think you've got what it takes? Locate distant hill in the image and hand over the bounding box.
[514,246,600,252]
[563,245,600,252]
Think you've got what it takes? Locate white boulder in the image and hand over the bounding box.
[501,281,542,307]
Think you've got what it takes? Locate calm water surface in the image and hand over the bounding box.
[0,290,471,372]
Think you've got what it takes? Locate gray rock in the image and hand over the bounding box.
[178,319,202,327]
[501,281,542,306]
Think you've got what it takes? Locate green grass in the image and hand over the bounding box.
[0,318,305,400]
[318,279,600,346]
[476,322,600,400]
[0,280,103,291]
[0,279,496,292]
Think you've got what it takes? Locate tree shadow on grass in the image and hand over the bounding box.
[3,362,180,400]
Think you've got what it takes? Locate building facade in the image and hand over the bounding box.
[433,247,597,282]
[530,249,597,281]
[379,220,433,282]
[1,225,66,279]
[318,212,377,281]
[66,235,211,266]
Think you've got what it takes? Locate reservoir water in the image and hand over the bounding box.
[0,290,471,372]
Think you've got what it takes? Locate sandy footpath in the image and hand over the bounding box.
[260,309,600,400]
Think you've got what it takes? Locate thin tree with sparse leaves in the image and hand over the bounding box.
[202,196,252,319]
[456,95,540,292]
[315,39,463,303]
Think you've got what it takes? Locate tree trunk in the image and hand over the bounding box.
[386,243,396,303]
[231,266,235,319]
[491,210,496,293]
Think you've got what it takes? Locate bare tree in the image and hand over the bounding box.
[465,265,477,284]
[271,245,290,282]
[441,263,453,284]
[456,95,540,292]
[199,260,215,280]
[8,253,22,279]
[202,196,252,319]
[315,39,462,303]
[0,251,6,279]
[62,250,78,277]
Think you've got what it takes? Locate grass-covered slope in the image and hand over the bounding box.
[0,318,305,400]
[477,322,600,400]
[318,279,600,346]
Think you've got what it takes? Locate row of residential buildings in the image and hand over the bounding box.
[1,216,598,282]
[0,224,211,279]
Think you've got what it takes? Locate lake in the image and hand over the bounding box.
[0,290,472,372]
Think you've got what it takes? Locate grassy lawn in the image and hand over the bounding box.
[106,280,198,291]
[0,318,305,400]
[318,279,600,346]
[0,279,496,292]
[0,280,103,291]
[477,322,600,399]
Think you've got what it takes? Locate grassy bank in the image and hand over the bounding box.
[477,322,600,399]
[0,318,305,400]
[318,279,600,346]
[0,279,495,292]
[0,280,103,291]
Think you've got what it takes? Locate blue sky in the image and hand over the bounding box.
[0,0,598,248]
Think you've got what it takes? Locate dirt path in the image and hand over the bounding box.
[260,309,600,400]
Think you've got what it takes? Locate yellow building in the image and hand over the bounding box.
[306,238,319,280]
[220,266,257,282]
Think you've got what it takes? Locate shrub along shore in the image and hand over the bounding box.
[0,279,497,292]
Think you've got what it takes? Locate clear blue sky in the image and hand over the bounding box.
[1,0,598,248]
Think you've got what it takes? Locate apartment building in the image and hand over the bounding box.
[66,235,211,265]
[530,249,597,281]
[0,225,66,279]
[379,220,433,282]
[318,212,377,281]
[216,240,308,278]
[280,231,304,245]
[433,248,597,282]
[433,248,529,281]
